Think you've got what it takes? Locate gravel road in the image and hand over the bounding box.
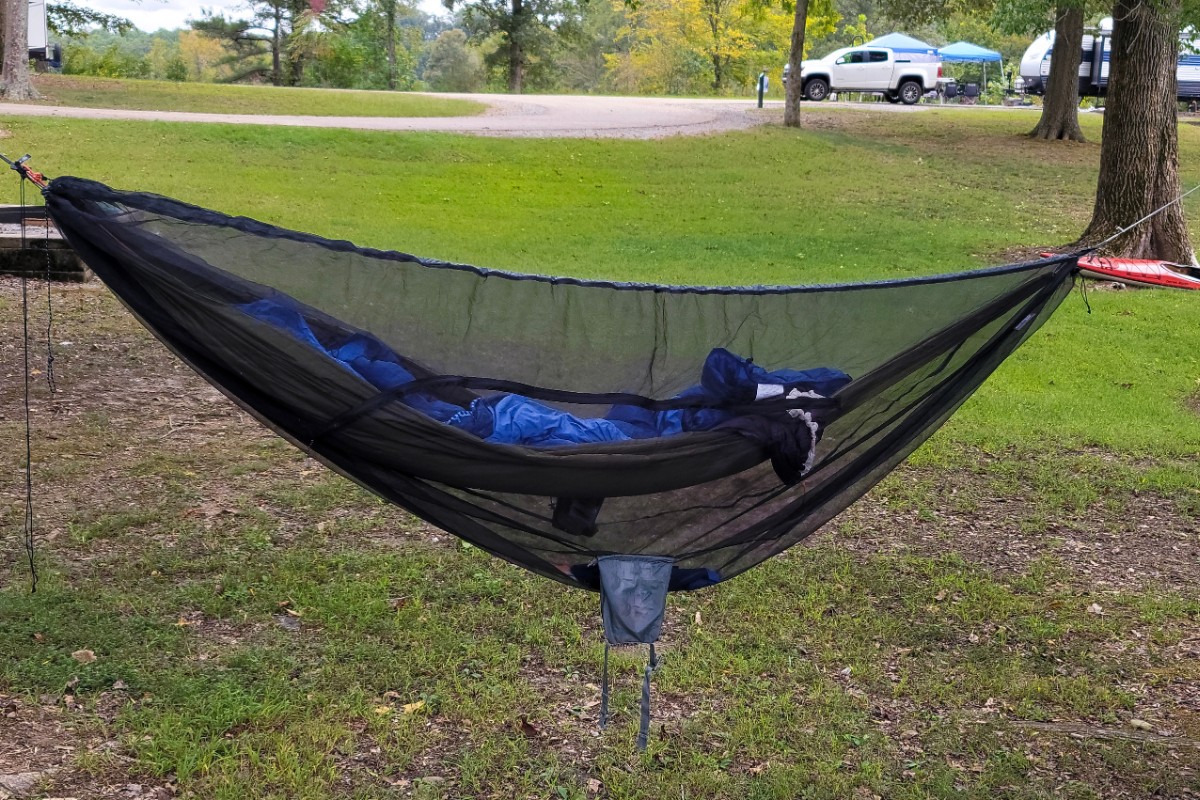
[0,93,781,139]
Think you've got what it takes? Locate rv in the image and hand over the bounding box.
[27,0,61,70]
[1019,16,1200,100]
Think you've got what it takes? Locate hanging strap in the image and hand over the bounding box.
[599,642,610,729]
[637,643,659,751]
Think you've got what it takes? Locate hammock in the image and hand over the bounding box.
[43,176,1078,746]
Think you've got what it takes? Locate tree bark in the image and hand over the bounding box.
[507,0,525,93]
[1029,4,1084,142]
[1078,0,1193,262]
[1,0,39,101]
[272,7,283,85]
[783,0,809,127]
[386,5,397,91]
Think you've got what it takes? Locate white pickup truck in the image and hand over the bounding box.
[784,45,942,105]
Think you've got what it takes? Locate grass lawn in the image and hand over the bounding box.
[1,109,1199,799]
[21,74,486,117]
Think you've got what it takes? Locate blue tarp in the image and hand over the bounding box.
[867,32,939,55]
[938,41,1002,62]
[242,299,851,448]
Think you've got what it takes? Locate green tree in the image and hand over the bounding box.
[447,0,583,92]
[424,27,485,89]
[48,1,133,37]
[194,0,332,85]
[993,0,1090,141]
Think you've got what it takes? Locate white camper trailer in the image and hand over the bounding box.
[27,0,61,70]
[1019,16,1200,101]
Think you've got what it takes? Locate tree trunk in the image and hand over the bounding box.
[1,0,39,101]
[507,0,525,93]
[783,0,809,127]
[1078,0,1193,262]
[386,7,397,91]
[707,5,722,91]
[272,8,283,86]
[1029,4,1084,142]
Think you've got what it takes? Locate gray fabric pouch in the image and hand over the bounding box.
[596,555,673,749]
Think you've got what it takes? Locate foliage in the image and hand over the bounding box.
[63,43,153,79]
[189,13,274,83]
[608,0,825,94]
[450,0,588,92]
[47,1,133,37]
[423,28,486,90]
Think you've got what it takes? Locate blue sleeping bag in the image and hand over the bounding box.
[242,299,849,447]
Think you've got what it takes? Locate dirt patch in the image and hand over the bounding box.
[0,692,173,800]
[1188,390,1200,418]
[830,469,1200,593]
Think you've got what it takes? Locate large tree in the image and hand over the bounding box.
[1,0,38,99]
[993,0,1088,141]
[194,0,326,85]
[448,0,581,92]
[1079,0,1193,261]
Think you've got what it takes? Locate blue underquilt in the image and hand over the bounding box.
[243,299,850,447]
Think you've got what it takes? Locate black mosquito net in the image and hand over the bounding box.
[45,177,1078,596]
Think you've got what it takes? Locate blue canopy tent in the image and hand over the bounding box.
[938,41,1003,94]
[868,32,939,59]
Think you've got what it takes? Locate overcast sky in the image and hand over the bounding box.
[86,0,448,32]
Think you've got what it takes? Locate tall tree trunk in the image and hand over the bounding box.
[1,0,39,101]
[507,0,525,93]
[783,0,809,127]
[1030,4,1084,141]
[386,6,397,91]
[272,8,283,86]
[707,5,722,91]
[1078,0,1193,262]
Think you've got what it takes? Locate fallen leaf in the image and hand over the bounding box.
[388,597,410,611]
[373,705,393,715]
[934,590,948,601]
[694,611,702,625]
[585,778,602,794]
[1128,718,1153,731]
[402,700,425,715]
[1087,603,1104,615]
[71,649,96,664]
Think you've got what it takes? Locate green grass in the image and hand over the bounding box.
[24,74,486,117]
[1,107,1199,798]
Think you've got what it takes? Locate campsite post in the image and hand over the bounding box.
[758,71,768,107]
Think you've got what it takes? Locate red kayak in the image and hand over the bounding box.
[1042,253,1200,290]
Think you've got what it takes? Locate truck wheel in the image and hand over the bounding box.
[898,80,922,105]
[804,78,829,102]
